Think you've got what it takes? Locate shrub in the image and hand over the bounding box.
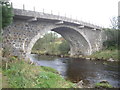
[95,82,113,88]
[58,40,70,55]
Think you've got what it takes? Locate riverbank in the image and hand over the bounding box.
[87,49,118,61]
[1,56,77,88]
[32,49,119,62]
[30,54,117,88]
[1,53,117,88]
[0,68,2,89]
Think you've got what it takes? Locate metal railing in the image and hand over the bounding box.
[13,4,102,30]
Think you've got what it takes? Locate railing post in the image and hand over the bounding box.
[65,13,66,18]
[58,12,60,16]
[64,13,66,21]
[51,10,52,15]
[11,2,13,7]
[23,4,25,10]
[43,8,44,14]
[70,15,72,19]
[76,16,77,21]
[70,15,72,22]
[33,6,35,11]
[58,12,60,19]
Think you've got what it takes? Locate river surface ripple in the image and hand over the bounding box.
[29,54,120,88]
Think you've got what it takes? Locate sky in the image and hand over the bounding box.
[10,0,119,28]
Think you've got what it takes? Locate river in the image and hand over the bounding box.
[29,54,120,88]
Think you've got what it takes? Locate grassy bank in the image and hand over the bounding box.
[0,68,2,89]
[88,49,118,61]
[2,57,76,88]
[0,49,2,89]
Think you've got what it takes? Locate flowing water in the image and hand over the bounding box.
[29,54,120,88]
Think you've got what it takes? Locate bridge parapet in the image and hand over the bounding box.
[14,9,102,30]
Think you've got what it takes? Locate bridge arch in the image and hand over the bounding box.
[26,26,92,58]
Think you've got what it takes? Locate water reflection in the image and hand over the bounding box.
[29,54,120,87]
[29,54,68,77]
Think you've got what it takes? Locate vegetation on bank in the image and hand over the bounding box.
[89,29,119,61]
[1,56,76,88]
[95,81,113,88]
[88,47,118,60]
[0,68,2,89]
[95,82,113,88]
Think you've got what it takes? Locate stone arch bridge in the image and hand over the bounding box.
[3,9,104,59]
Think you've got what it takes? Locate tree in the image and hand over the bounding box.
[118,16,120,29]
[58,40,70,54]
[103,17,120,50]
[0,0,13,42]
[1,1,14,29]
[43,33,58,43]
[110,17,118,29]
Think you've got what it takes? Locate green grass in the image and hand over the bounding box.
[0,49,2,89]
[89,49,118,60]
[2,57,76,88]
[0,67,2,89]
[95,82,113,88]
[40,66,59,74]
[31,50,46,55]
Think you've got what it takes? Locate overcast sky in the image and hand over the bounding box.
[10,0,119,28]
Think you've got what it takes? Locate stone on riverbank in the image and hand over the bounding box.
[107,58,115,62]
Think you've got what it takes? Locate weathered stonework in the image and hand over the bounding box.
[3,9,103,59]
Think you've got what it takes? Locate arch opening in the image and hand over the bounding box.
[26,26,91,58]
[31,31,70,56]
